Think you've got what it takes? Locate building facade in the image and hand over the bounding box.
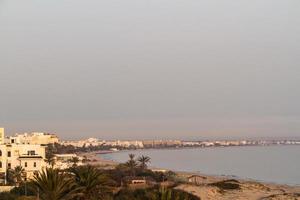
[0,144,46,181]
[0,128,4,144]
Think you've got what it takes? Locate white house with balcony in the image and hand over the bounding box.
[0,142,46,183]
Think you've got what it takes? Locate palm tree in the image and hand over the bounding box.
[129,153,135,161]
[7,166,25,186]
[70,165,112,200]
[31,168,80,200]
[125,154,137,176]
[158,187,173,200]
[137,155,151,170]
[69,156,79,167]
[45,153,56,168]
[45,145,56,168]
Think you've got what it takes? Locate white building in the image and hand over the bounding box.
[9,132,59,145]
[104,140,144,148]
[60,138,106,148]
[0,128,47,183]
[0,144,46,182]
[0,128,4,144]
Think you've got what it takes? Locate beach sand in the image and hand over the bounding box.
[78,151,118,168]
[175,182,300,200]
[175,172,300,200]
[83,151,300,200]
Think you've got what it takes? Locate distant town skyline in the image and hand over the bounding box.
[1,0,300,140]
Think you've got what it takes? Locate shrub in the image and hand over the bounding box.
[0,192,18,200]
[209,179,240,190]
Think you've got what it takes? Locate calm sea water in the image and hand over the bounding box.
[102,145,300,185]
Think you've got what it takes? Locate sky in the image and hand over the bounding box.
[0,0,300,140]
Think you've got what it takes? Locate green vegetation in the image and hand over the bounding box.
[137,155,151,170]
[45,143,141,155]
[31,168,80,200]
[208,179,240,191]
[7,166,26,186]
[125,154,138,176]
[45,142,183,155]
[69,157,80,167]
[114,186,199,200]
[69,165,113,200]
[45,145,56,167]
[0,154,199,200]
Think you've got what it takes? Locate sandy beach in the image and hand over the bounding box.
[175,172,300,200]
[82,151,300,200]
[78,151,118,168]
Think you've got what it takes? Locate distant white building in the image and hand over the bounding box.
[60,138,106,148]
[104,140,144,148]
[9,132,59,145]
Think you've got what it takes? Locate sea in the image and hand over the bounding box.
[101,145,300,185]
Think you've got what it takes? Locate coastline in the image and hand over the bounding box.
[80,150,300,200]
[93,146,300,186]
[80,148,299,186]
[78,151,118,168]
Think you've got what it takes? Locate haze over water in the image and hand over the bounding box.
[103,145,300,185]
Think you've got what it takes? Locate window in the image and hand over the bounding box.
[11,139,15,143]
[0,161,2,168]
[27,150,35,155]
[33,162,36,167]
[25,162,27,167]
[8,163,11,169]
[7,151,11,157]
[0,150,2,156]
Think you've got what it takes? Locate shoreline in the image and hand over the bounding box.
[80,149,299,186]
[80,150,300,199]
[81,150,300,199]
[78,151,119,167]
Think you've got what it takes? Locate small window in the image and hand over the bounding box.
[0,150,2,156]
[27,150,35,155]
[7,151,11,157]
[8,163,11,169]
[33,162,36,167]
[25,162,27,167]
[0,161,2,168]
[11,139,15,143]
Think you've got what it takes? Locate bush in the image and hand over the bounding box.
[16,196,36,200]
[114,186,200,200]
[0,192,19,200]
[209,179,240,190]
[10,183,36,196]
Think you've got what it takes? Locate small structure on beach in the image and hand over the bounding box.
[122,176,156,187]
[188,175,209,185]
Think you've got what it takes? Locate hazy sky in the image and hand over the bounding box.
[0,0,300,140]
